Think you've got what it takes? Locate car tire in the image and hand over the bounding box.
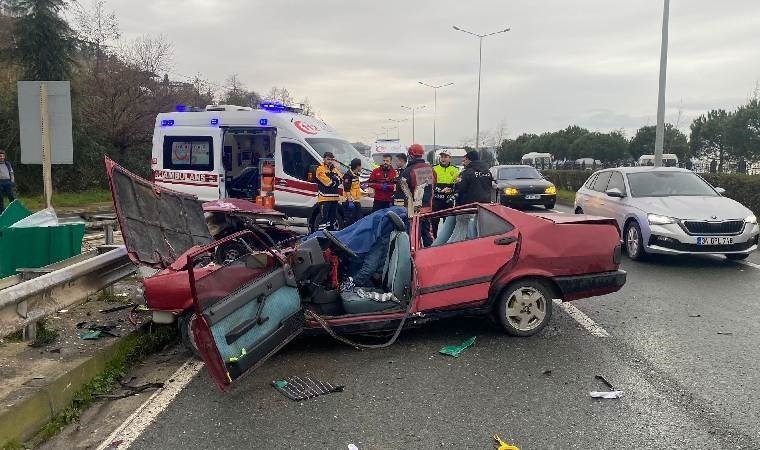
[214,240,248,264]
[624,221,648,261]
[496,279,554,337]
[545,201,556,210]
[575,207,583,214]
[725,253,750,261]
[178,312,202,360]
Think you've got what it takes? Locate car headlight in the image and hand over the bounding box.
[544,185,557,195]
[648,214,676,225]
[504,187,519,196]
[746,214,757,224]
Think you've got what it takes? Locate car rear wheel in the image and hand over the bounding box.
[575,207,583,214]
[178,312,202,360]
[497,279,554,337]
[545,201,556,210]
[725,253,750,261]
[625,221,647,261]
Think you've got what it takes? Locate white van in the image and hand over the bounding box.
[638,154,678,167]
[521,152,552,169]
[369,139,406,166]
[434,148,467,169]
[150,103,373,227]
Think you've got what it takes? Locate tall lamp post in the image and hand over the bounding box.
[401,105,426,143]
[387,118,407,140]
[418,81,453,152]
[453,25,510,152]
[654,0,670,167]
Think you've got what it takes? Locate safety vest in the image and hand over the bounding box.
[315,163,342,202]
[433,164,459,185]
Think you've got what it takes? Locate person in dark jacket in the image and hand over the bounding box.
[0,150,15,214]
[456,150,493,205]
[399,144,435,246]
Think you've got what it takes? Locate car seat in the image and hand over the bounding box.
[432,215,456,246]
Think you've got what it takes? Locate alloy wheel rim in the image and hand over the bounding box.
[505,286,547,332]
[627,226,639,256]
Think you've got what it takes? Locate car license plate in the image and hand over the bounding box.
[696,236,734,245]
[525,194,540,200]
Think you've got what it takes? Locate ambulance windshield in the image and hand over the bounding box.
[306,138,372,172]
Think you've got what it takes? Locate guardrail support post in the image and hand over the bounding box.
[104,223,114,245]
[17,300,37,341]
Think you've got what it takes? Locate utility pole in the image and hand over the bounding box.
[453,25,510,152]
[419,82,454,152]
[401,105,425,143]
[654,0,670,167]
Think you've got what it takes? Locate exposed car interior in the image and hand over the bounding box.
[222,128,277,198]
[425,207,514,248]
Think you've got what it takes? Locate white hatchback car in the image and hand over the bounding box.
[574,167,759,260]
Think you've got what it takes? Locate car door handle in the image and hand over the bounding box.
[494,236,517,245]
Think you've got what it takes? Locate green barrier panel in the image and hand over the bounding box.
[0,200,32,230]
[0,200,85,278]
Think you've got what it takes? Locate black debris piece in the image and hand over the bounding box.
[272,376,344,401]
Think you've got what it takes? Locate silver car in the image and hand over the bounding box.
[574,167,759,260]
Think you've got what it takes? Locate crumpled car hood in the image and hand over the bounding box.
[105,157,212,269]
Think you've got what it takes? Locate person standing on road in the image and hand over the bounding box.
[342,158,364,227]
[315,152,343,231]
[399,144,436,246]
[0,150,15,214]
[367,154,397,212]
[392,153,409,207]
[431,150,459,237]
[455,150,493,205]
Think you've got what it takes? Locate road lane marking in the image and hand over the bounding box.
[95,359,204,450]
[736,260,760,271]
[553,298,610,338]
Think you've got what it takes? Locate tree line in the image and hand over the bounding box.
[497,96,760,171]
[0,0,314,195]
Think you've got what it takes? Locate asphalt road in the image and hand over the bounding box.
[110,206,760,449]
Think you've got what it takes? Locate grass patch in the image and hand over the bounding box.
[556,189,577,205]
[17,189,112,211]
[25,324,178,448]
[29,320,59,348]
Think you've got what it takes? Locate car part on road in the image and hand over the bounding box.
[595,375,615,390]
[438,336,476,357]
[497,279,554,336]
[590,390,624,399]
[574,207,583,214]
[493,434,520,450]
[178,312,201,360]
[272,376,344,401]
[625,221,647,261]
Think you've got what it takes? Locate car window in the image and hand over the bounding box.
[281,142,319,181]
[627,171,718,197]
[477,208,514,237]
[606,171,626,193]
[163,136,214,171]
[592,171,612,192]
[584,174,598,189]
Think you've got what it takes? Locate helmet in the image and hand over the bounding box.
[407,143,425,158]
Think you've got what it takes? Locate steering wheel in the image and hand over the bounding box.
[322,229,357,258]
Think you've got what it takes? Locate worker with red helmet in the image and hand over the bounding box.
[398,143,436,246]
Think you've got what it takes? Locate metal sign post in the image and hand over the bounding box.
[654,0,670,167]
[39,83,53,209]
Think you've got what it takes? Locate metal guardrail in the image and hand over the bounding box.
[0,245,137,339]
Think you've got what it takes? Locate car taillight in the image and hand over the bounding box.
[613,242,622,265]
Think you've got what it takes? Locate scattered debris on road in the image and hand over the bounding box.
[493,433,520,450]
[272,376,344,401]
[95,378,165,400]
[688,314,701,318]
[717,331,733,336]
[439,336,476,357]
[590,375,624,399]
[542,369,553,376]
[77,322,119,339]
[99,303,137,314]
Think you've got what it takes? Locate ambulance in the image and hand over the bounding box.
[369,139,406,166]
[150,103,373,228]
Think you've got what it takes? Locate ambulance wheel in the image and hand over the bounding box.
[496,278,554,337]
[178,312,202,360]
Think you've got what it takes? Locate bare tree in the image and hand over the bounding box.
[74,0,120,74]
[299,97,316,116]
[265,86,294,105]
[118,33,173,76]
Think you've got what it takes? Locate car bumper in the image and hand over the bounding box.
[645,222,759,255]
[553,270,627,301]
[500,193,556,206]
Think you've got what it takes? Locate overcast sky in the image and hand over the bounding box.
[107,0,760,146]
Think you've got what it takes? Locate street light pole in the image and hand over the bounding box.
[654,0,670,167]
[387,118,407,140]
[401,105,426,143]
[419,81,454,152]
[453,25,510,152]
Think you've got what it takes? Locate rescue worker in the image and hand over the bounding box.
[342,158,364,227]
[367,154,397,212]
[456,150,493,205]
[399,144,435,247]
[392,153,409,207]
[431,150,459,237]
[315,151,343,230]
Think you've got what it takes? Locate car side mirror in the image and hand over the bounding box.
[715,187,726,195]
[605,188,625,198]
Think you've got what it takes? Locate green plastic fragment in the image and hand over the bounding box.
[79,330,105,340]
[273,379,289,389]
[228,347,247,362]
[439,336,476,357]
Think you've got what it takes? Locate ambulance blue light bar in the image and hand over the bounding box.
[161,119,175,127]
[175,104,187,112]
[260,102,287,112]
[210,118,219,126]
[259,118,268,126]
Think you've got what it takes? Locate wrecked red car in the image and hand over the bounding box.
[106,158,626,390]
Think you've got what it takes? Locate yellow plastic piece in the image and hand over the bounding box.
[493,434,519,450]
